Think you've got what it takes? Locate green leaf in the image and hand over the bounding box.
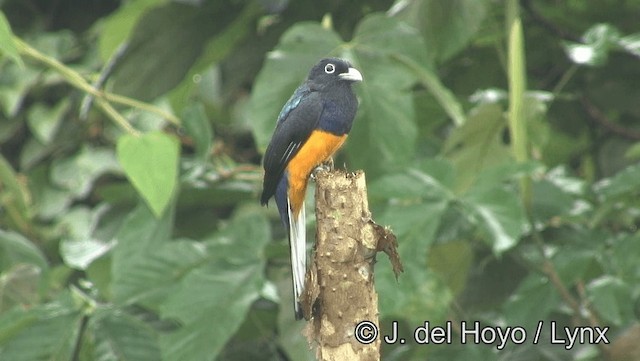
[392,54,466,126]
[98,0,166,59]
[443,103,512,191]
[0,230,48,272]
[26,166,73,220]
[504,275,559,329]
[181,103,212,160]
[60,238,114,271]
[111,203,173,304]
[552,247,599,286]
[427,240,473,296]
[610,234,640,282]
[0,11,23,67]
[586,276,633,326]
[369,164,454,201]
[346,14,423,175]
[563,23,621,66]
[617,33,640,57]
[0,264,42,312]
[159,208,269,361]
[111,2,244,101]
[111,240,207,308]
[377,199,451,323]
[26,100,68,145]
[0,154,31,226]
[0,63,40,117]
[168,2,260,111]
[593,162,640,200]
[89,308,161,361]
[462,186,526,254]
[390,0,489,64]
[117,131,179,217]
[530,179,575,224]
[51,146,121,199]
[0,292,83,361]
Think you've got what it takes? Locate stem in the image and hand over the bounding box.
[104,92,180,126]
[506,1,531,210]
[13,37,180,134]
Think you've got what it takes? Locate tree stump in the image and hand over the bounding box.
[302,169,402,361]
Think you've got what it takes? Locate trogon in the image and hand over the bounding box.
[260,57,362,319]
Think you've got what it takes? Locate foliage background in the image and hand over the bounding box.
[1,0,640,360]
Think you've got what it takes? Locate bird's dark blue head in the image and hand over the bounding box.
[306,58,363,89]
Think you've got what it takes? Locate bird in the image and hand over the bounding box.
[260,57,362,319]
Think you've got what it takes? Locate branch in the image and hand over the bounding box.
[14,38,181,134]
[530,223,611,357]
[302,169,401,361]
[580,96,640,141]
[521,0,580,42]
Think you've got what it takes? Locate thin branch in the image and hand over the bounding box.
[14,38,180,134]
[529,220,610,357]
[521,0,581,42]
[80,42,129,120]
[581,96,640,140]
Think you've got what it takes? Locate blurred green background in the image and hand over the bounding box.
[1,0,639,360]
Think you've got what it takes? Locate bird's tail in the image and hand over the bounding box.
[287,197,306,319]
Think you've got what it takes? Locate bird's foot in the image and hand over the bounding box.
[310,158,334,180]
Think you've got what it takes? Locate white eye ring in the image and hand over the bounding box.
[324,63,335,74]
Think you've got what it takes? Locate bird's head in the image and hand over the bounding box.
[307,58,363,88]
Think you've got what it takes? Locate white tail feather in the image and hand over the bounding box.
[287,198,306,316]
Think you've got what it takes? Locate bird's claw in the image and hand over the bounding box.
[310,158,334,180]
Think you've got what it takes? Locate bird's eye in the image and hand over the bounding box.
[324,63,335,74]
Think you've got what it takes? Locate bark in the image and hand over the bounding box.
[301,169,401,361]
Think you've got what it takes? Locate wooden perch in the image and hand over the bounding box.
[301,169,402,361]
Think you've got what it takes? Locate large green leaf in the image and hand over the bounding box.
[346,14,423,175]
[158,208,270,361]
[461,185,526,254]
[59,205,115,270]
[116,131,179,218]
[376,200,452,324]
[593,161,640,200]
[111,240,207,308]
[98,0,166,59]
[586,275,633,326]
[111,203,174,304]
[443,102,512,191]
[0,11,23,67]
[503,275,559,329]
[111,2,244,101]
[390,0,489,64]
[0,292,83,361]
[88,308,161,361]
[369,159,455,201]
[427,240,473,297]
[168,2,260,112]
[372,161,454,322]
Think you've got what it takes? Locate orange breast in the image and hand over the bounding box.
[286,130,347,215]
